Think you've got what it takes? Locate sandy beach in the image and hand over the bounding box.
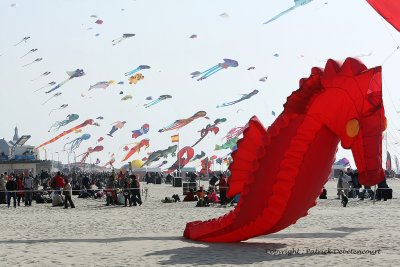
[1,179,399,267]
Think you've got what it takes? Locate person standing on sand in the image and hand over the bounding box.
[24,173,34,206]
[6,175,17,208]
[130,174,142,206]
[0,174,6,204]
[16,176,24,206]
[63,177,75,209]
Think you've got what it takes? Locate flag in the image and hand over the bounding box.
[171,134,179,143]
[386,151,392,171]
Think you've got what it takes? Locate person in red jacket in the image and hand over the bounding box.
[51,172,65,193]
[16,175,25,206]
[216,174,228,204]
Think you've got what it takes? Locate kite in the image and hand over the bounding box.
[190,151,206,162]
[259,77,268,82]
[20,48,38,59]
[93,122,100,127]
[223,125,247,141]
[125,65,150,76]
[191,59,238,81]
[63,133,91,152]
[119,91,124,95]
[31,71,51,81]
[121,94,133,101]
[97,137,104,143]
[272,111,276,116]
[96,116,104,120]
[145,96,153,100]
[46,69,86,94]
[121,138,150,161]
[215,137,238,151]
[103,158,115,168]
[90,15,97,18]
[189,34,197,39]
[132,124,150,139]
[158,111,208,133]
[36,119,94,149]
[88,80,115,90]
[118,81,124,85]
[144,95,172,108]
[14,36,30,46]
[42,92,62,105]
[219,12,229,18]
[184,58,386,242]
[95,33,100,37]
[128,73,144,84]
[107,121,126,137]
[263,0,314,25]
[48,114,79,132]
[78,146,104,163]
[165,146,194,174]
[192,118,227,147]
[141,145,177,167]
[156,160,168,168]
[274,53,280,57]
[112,33,135,46]
[95,19,103,24]
[48,104,68,116]
[367,0,400,31]
[34,81,56,93]
[216,89,259,108]
[247,66,255,70]
[22,58,43,67]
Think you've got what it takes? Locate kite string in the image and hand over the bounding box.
[379,16,399,65]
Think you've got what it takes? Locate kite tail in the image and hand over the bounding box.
[45,79,69,94]
[199,67,224,80]
[125,68,139,76]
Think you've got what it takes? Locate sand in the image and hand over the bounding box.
[1,179,399,266]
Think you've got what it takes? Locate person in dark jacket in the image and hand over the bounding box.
[6,176,17,208]
[130,174,142,206]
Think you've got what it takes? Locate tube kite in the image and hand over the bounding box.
[144,95,172,108]
[158,111,208,133]
[121,138,150,161]
[48,114,79,132]
[132,124,150,139]
[216,90,259,108]
[125,65,150,76]
[191,59,238,81]
[36,119,94,149]
[46,69,86,94]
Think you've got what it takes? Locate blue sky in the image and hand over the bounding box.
[0,0,399,170]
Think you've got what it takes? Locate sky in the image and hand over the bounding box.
[0,0,399,170]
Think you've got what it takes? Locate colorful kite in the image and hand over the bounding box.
[48,104,68,116]
[97,137,104,143]
[31,71,51,81]
[46,69,86,94]
[263,0,314,25]
[141,145,177,167]
[132,124,150,139]
[14,36,30,46]
[165,146,194,174]
[96,116,104,120]
[107,121,126,137]
[121,138,150,161]
[88,80,115,90]
[216,90,259,108]
[223,125,247,141]
[95,19,103,24]
[190,151,206,162]
[42,92,62,105]
[158,111,208,133]
[48,114,79,132]
[112,33,135,46]
[63,133,91,152]
[121,94,132,101]
[36,119,94,149]
[128,73,144,84]
[191,59,238,81]
[192,118,227,147]
[125,65,151,76]
[144,95,172,108]
[22,58,43,67]
[215,137,238,151]
[259,77,268,82]
[78,146,103,163]
[20,48,38,59]
[34,81,56,93]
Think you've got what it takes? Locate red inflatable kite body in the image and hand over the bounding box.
[367,0,400,31]
[184,58,385,242]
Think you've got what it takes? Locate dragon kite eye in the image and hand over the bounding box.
[346,119,360,138]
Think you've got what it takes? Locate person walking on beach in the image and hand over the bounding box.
[6,175,17,208]
[123,176,132,207]
[16,176,24,206]
[216,173,228,204]
[24,173,34,206]
[130,174,142,206]
[63,177,75,209]
[0,173,6,204]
